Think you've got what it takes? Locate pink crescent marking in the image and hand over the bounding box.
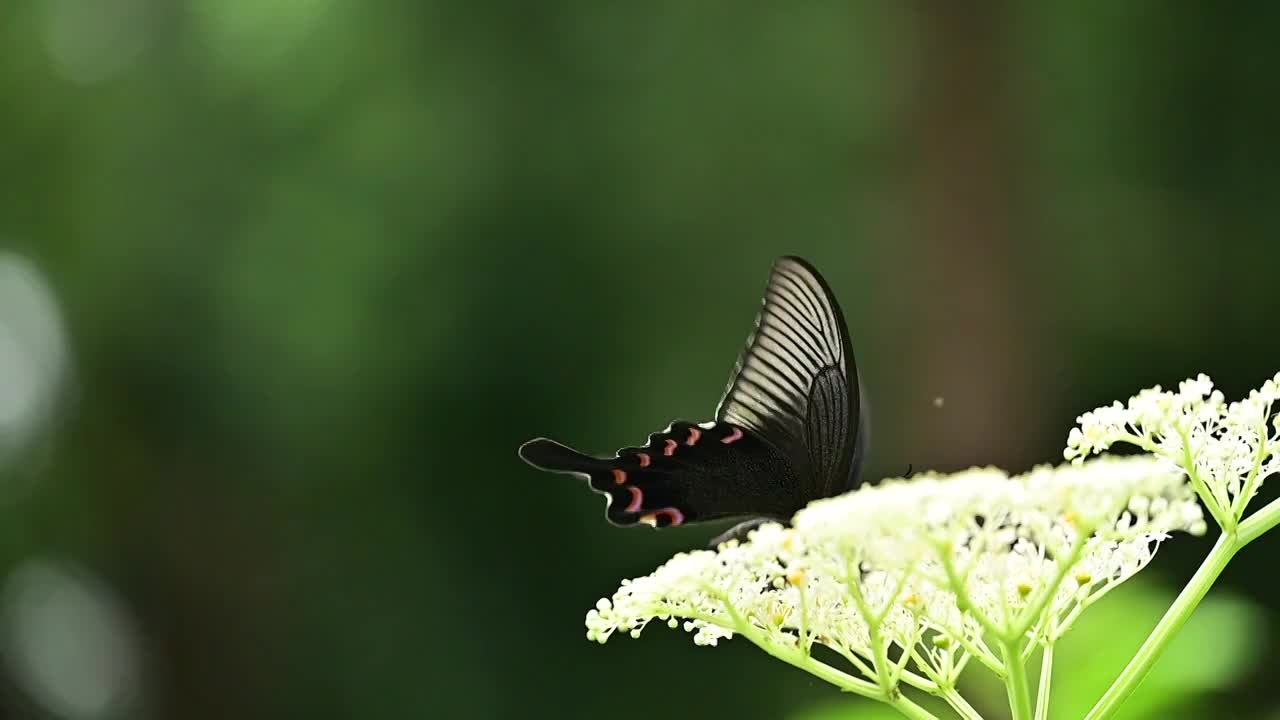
[636,453,651,467]
[663,439,678,456]
[641,508,685,527]
[686,427,702,446]
[611,468,627,485]
[721,427,744,444]
[625,486,644,512]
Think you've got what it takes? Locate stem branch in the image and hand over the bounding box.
[1035,645,1054,720]
[1177,424,1231,530]
[943,688,987,720]
[1239,496,1280,546]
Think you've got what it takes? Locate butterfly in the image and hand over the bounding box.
[517,256,868,546]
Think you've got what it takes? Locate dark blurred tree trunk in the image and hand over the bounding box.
[904,1,1042,470]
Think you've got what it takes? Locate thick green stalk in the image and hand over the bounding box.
[1000,641,1033,720]
[1083,533,1238,720]
[1239,496,1280,545]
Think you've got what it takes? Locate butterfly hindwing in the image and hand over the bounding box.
[517,421,799,527]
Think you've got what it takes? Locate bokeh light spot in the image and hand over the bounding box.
[1,559,145,720]
[42,0,152,85]
[0,252,68,466]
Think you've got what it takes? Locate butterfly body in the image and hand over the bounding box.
[518,256,866,539]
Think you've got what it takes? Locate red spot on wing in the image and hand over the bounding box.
[687,427,702,446]
[611,468,627,485]
[663,439,677,456]
[625,486,644,512]
[636,453,651,467]
[722,427,744,444]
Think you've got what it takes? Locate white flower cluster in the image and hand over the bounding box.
[585,456,1203,690]
[1066,372,1280,526]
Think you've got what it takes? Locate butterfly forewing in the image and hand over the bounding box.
[715,256,860,498]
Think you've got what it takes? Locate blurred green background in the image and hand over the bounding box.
[2,1,1279,718]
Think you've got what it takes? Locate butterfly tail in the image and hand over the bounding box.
[517,438,602,473]
[517,431,705,528]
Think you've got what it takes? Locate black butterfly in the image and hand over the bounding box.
[518,256,868,545]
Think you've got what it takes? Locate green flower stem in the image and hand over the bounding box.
[709,600,881,701]
[761,637,938,720]
[884,695,942,720]
[942,688,987,720]
[715,600,941,720]
[1000,640,1033,720]
[868,623,895,693]
[906,647,985,719]
[955,633,1004,675]
[888,632,919,688]
[950,651,972,682]
[841,558,906,695]
[785,652,896,707]
[939,547,1002,640]
[713,593,942,720]
[1034,645,1053,720]
[1175,425,1232,530]
[1228,421,1267,520]
[1083,532,1239,720]
[796,582,812,657]
[831,644,883,686]
[1014,535,1086,638]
